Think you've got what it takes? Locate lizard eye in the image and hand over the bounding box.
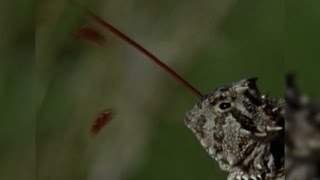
[219,102,231,110]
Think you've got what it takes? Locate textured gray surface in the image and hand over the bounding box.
[185,79,284,179]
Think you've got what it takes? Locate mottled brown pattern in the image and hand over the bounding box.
[285,74,320,180]
[185,78,284,180]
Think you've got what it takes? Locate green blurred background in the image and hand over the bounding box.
[0,0,35,180]
[0,0,319,180]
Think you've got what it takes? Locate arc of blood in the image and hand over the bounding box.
[84,10,203,98]
[80,9,204,136]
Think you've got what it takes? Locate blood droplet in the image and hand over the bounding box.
[76,26,106,46]
[91,108,113,136]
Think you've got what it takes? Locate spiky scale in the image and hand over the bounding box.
[185,78,284,179]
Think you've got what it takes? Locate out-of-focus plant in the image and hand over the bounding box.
[286,74,320,180]
[0,1,35,180]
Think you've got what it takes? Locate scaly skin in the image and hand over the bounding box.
[285,74,320,180]
[185,78,284,180]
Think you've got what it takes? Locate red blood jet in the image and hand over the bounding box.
[85,10,203,98]
[77,8,204,137]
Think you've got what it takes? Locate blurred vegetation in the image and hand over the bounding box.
[286,0,320,98]
[1,0,319,180]
[0,0,35,180]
